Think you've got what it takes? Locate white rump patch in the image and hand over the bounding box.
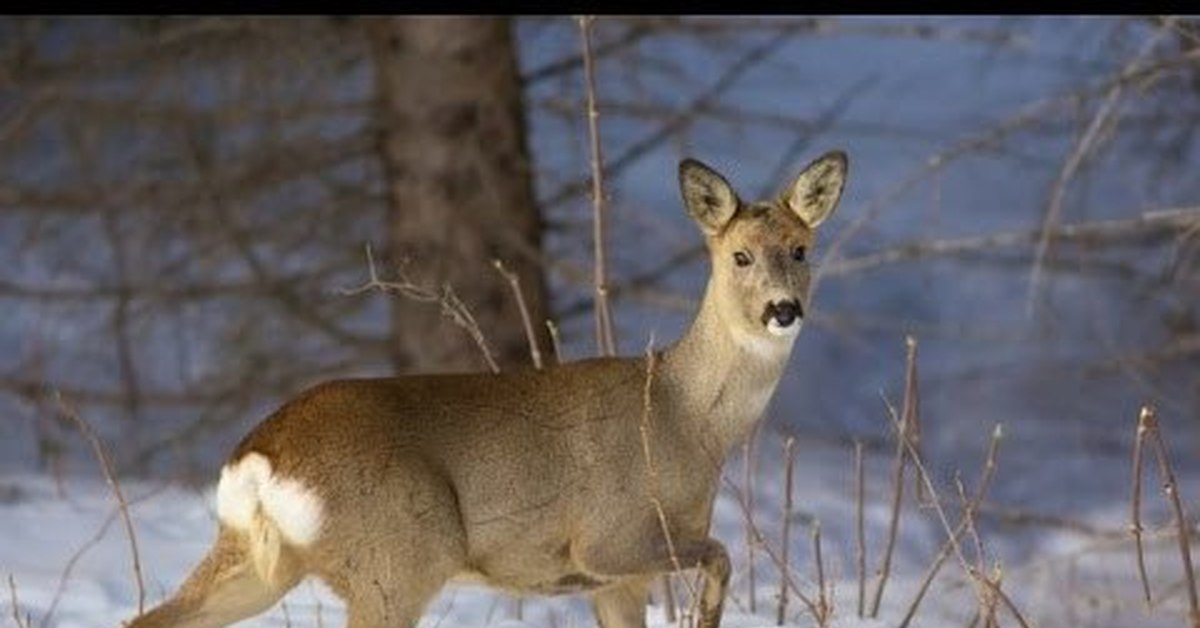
[216,452,324,546]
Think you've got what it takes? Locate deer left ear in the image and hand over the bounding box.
[784,151,848,228]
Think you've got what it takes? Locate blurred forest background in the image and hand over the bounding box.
[0,15,1196,517]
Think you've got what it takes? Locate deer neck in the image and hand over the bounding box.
[659,278,796,456]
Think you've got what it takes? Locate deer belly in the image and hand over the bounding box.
[469,534,614,595]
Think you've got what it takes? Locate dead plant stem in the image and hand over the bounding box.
[578,15,617,357]
[1142,405,1200,625]
[55,392,145,615]
[493,259,543,369]
[777,436,797,625]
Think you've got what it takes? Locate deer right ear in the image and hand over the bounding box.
[679,158,739,236]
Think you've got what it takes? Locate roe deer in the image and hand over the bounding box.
[127,150,848,628]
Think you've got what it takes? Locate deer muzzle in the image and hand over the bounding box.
[762,298,803,336]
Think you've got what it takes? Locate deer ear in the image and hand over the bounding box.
[784,151,848,228]
[679,158,739,235]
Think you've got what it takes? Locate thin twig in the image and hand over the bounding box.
[545,319,563,365]
[979,501,1124,538]
[901,539,959,628]
[972,569,1033,628]
[522,19,662,85]
[637,338,698,617]
[881,392,976,594]
[1132,406,1153,606]
[979,566,1002,628]
[883,396,1032,626]
[578,15,617,358]
[493,259,544,369]
[898,424,1003,628]
[823,207,1200,278]
[55,392,144,614]
[579,16,667,617]
[541,28,797,212]
[8,575,30,628]
[777,436,797,626]
[854,439,866,619]
[1142,405,1200,626]
[41,485,167,628]
[902,337,924,504]
[813,46,1200,297]
[720,472,822,621]
[957,474,992,623]
[868,417,906,617]
[341,244,499,373]
[683,570,705,628]
[869,339,916,617]
[663,569,679,627]
[955,475,987,579]
[811,520,829,626]
[1028,19,1175,313]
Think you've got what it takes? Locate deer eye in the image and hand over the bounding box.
[733,251,753,267]
[792,246,807,262]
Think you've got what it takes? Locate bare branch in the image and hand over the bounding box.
[493,259,544,369]
[578,15,617,358]
[1132,406,1154,607]
[869,337,920,617]
[8,575,30,628]
[811,520,829,626]
[971,567,1032,628]
[813,46,1200,294]
[636,336,699,615]
[545,319,564,365]
[541,27,797,211]
[976,501,1124,538]
[1141,405,1200,624]
[341,244,499,373]
[777,436,796,626]
[1029,19,1177,312]
[823,207,1200,278]
[522,19,662,85]
[55,392,145,615]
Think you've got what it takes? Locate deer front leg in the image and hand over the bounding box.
[592,577,651,628]
[580,537,731,628]
[680,539,731,628]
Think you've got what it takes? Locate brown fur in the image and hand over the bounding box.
[126,151,848,628]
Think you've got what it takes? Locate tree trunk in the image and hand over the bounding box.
[367,17,550,373]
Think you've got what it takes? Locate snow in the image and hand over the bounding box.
[3,434,1196,627]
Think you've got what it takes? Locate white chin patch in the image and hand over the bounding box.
[766,318,802,337]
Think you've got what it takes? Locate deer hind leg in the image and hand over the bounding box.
[341,575,443,628]
[320,524,462,628]
[313,468,468,628]
[127,524,304,628]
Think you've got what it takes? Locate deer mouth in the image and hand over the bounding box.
[761,299,803,337]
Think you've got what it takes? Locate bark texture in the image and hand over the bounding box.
[368,17,550,373]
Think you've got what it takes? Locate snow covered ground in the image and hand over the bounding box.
[2,434,1196,628]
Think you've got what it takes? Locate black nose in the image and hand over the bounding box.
[762,299,803,327]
